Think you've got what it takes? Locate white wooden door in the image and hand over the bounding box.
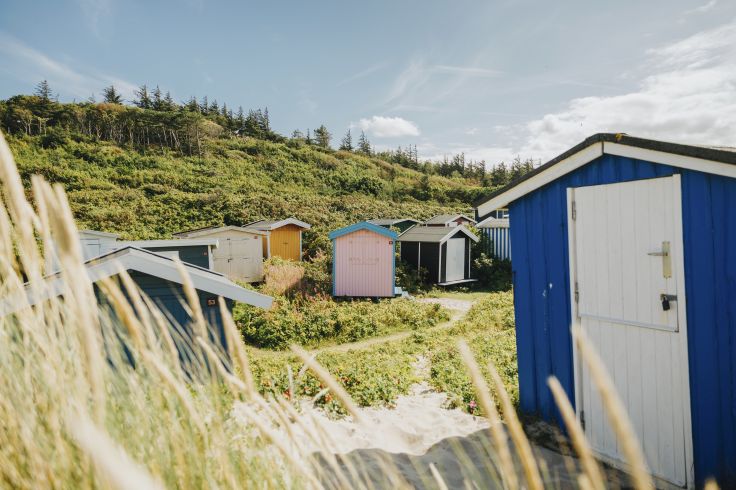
[445,238,465,282]
[212,238,231,276]
[230,236,262,282]
[568,175,693,488]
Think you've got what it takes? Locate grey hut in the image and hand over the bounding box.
[424,214,477,227]
[399,225,479,285]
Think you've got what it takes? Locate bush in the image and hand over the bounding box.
[428,291,518,414]
[473,253,512,291]
[235,297,449,350]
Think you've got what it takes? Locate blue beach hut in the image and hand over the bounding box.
[474,133,736,488]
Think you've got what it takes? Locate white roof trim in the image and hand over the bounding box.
[119,238,220,249]
[174,226,269,238]
[476,140,736,217]
[3,247,272,315]
[605,142,736,180]
[249,218,311,230]
[477,217,510,228]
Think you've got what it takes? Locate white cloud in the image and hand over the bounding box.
[0,33,137,100]
[684,0,718,15]
[479,20,736,163]
[356,116,420,138]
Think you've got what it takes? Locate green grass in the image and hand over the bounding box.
[8,134,481,254]
[248,291,517,415]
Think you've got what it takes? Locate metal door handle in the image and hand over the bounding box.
[648,241,671,278]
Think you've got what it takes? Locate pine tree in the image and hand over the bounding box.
[357,130,371,155]
[200,96,209,115]
[185,96,199,112]
[314,125,331,148]
[102,85,123,104]
[209,99,219,115]
[152,86,163,111]
[339,129,353,151]
[163,91,176,111]
[263,107,271,131]
[305,129,312,145]
[34,80,53,102]
[236,106,245,127]
[291,129,304,139]
[134,85,152,109]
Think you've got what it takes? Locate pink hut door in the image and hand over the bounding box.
[335,230,393,297]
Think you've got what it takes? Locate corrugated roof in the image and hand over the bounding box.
[399,225,479,243]
[245,218,311,230]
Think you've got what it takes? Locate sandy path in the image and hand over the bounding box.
[236,295,634,488]
[316,297,475,354]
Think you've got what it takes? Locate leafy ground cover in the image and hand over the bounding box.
[247,290,517,416]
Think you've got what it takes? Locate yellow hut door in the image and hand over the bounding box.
[270,225,302,261]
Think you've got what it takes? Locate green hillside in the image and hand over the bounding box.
[1,94,499,256]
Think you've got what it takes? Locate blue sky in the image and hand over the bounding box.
[1,0,735,165]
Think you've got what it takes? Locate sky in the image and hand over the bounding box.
[1,0,735,166]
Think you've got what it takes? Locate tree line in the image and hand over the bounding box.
[1,81,537,187]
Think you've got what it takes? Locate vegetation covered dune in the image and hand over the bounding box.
[0,88,534,251]
[0,128,698,489]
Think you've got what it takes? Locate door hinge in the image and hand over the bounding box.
[574,282,579,303]
[571,200,577,220]
[580,410,586,430]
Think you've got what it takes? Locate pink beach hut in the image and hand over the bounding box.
[329,222,398,298]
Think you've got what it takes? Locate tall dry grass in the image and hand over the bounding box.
[263,258,305,296]
[0,128,716,489]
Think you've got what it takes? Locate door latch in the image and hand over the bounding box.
[660,293,677,311]
[648,241,672,278]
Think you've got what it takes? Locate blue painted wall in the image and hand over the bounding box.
[508,153,736,485]
[128,271,231,353]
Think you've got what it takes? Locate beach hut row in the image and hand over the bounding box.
[330,216,480,298]
[80,218,311,285]
[472,133,736,487]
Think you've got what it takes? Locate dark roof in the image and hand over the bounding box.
[473,133,736,209]
[368,218,420,226]
[424,214,476,225]
[398,225,479,243]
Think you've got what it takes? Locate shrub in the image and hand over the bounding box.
[235,297,449,350]
[473,253,512,291]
